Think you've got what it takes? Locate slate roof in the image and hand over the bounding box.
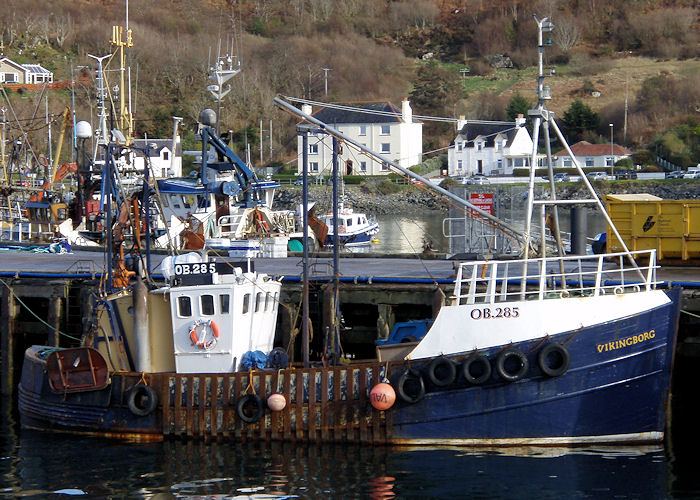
[554,141,632,157]
[311,101,403,125]
[453,122,517,147]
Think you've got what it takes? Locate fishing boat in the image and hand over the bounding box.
[17,18,680,446]
[319,201,379,247]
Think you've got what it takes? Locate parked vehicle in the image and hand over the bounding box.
[586,171,609,181]
[683,170,700,179]
[553,173,570,182]
[466,175,490,185]
[667,171,685,179]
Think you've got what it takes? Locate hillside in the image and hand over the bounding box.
[0,0,697,166]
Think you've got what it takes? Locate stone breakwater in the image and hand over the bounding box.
[274,180,700,216]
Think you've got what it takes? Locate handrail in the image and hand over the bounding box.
[454,249,659,305]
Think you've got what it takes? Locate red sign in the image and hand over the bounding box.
[469,192,493,216]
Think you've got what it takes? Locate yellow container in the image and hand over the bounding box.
[606,194,700,264]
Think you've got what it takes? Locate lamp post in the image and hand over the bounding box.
[609,123,614,176]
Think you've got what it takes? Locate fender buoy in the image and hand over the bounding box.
[427,356,456,387]
[236,394,264,423]
[397,368,425,404]
[537,343,570,377]
[267,393,287,412]
[127,385,158,417]
[189,319,219,350]
[496,348,529,382]
[370,382,396,410]
[461,353,492,385]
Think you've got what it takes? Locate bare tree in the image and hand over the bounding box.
[553,15,580,54]
[54,14,72,48]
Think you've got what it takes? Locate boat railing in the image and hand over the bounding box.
[216,214,245,238]
[453,249,659,305]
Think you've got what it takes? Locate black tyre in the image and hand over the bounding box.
[427,356,456,387]
[236,394,264,423]
[127,385,158,417]
[397,369,426,404]
[537,343,570,377]
[496,348,529,382]
[461,354,492,385]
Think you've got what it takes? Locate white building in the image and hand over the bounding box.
[130,138,182,179]
[447,116,533,177]
[553,141,633,169]
[0,57,54,84]
[296,100,422,176]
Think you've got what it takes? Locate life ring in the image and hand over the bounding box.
[188,319,219,350]
[496,348,529,382]
[127,385,158,417]
[461,353,492,385]
[236,394,264,423]
[427,356,456,387]
[397,368,425,404]
[614,286,623,295]
[560,290,570,299]
[253,210,271,232]
[537,343,570,377]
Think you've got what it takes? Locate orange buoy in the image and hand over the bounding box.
[267,393,287,412]
[370,383,396,410]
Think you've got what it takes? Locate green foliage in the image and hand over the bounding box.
[614,158,634,168]
[561,100,601,143]
[409,61,464,115]
[650,119,699,168]
[376,179,402,195]
[506,93,531,122]
[631,150,655,166]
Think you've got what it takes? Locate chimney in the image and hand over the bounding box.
[515,113,526,127]
[302,104,312,116]
[401,98,412,124]
[457,115,468,131]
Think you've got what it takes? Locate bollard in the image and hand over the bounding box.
[570,207,588,255]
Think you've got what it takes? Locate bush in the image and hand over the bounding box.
[376,179,402,195]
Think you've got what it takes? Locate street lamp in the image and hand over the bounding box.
[609,123,614,176]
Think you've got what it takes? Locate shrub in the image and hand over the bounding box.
[376,179,402,195]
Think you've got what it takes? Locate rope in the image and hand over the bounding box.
[0,277,82,342]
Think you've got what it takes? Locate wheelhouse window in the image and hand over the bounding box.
[242,293,250,314]
[219,294,230,314]
[177,296,192,317]
[201,295,215,315]
[255,292,264,312]
[265,292,271,311]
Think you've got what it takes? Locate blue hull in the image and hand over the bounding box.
[389,288,680,444]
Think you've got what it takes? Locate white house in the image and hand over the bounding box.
[296,99,422,176]
[0,57,53,84]
[130,138,182,179]
[553,141,633,170]
[447,116,534,177]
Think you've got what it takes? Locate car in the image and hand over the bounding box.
[454,176,469,184]
[553,173,570,182]
[683,171,700,179]
[586,171,609,181]
[466,175,490,185]
[293,178,303,185]
[667,170,684,179]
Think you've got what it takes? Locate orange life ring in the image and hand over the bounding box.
[188,319,219,350]
[253,210,271,232]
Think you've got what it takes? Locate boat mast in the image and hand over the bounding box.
[523,16,642,290]
[110,0,133,145]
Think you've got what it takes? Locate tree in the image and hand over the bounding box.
[506,93,531,122]
[561,100,600,143]
[409,61,463,115]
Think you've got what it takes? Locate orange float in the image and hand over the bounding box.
[370,383,396,410]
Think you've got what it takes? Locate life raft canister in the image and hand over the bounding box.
[189,319,220,350]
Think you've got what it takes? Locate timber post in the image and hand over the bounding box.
[0,284,17,396]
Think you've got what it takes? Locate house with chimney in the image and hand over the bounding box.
[296,100,422,176]
[447,115,534,177]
